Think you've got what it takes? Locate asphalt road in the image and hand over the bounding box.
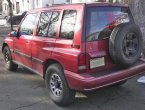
[0,26,145,110]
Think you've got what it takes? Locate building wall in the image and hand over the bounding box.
[2,0,8,15]
[2,0,18,15]
[2,0,69,16]
[17,0,69,12]
[72,0,96,3]
[53,0,68,4]
[34,0,42,8]
[71,0,122,3]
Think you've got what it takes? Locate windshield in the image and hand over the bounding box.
[86,6,132,42]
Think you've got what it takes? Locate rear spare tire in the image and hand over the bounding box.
[109,23,143,68]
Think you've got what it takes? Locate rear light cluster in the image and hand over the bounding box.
[78,53,90,72]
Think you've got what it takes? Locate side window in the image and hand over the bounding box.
[37,11,60,38]
[60,10,77,40]
[47,11,60,38]
[37,12,52,37]
[19,13,37,35]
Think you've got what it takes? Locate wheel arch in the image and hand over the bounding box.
[2,43,8,53]
[43,59,64,79]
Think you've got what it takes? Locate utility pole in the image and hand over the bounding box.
[7,0,13,31]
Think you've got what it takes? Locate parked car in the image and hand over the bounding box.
[7,11,27,25]
[2,3,145,106]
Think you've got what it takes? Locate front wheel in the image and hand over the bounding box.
[45,63,75,106]
[3,46,18,71]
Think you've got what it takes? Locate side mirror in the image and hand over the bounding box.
[10,31,18,37]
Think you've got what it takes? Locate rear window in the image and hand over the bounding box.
[86,7,132,42]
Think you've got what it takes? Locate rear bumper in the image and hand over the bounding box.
[65,59,145,91]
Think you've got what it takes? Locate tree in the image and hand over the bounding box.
[127,0,145,42]
[7,0,13,31]
[0,0,2,11]
[108,0,145,44]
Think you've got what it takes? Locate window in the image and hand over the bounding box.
[37,11,60,38]
[19,14,37,35]
[13,4,15,10]
[86,7,131,41]
[37,0,39,6]
[47,12,60,38]
[5,4,7,10]
[22,0,24,6]
[60,10,77,40]
[37,12,52,37]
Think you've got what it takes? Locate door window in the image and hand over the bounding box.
[37,12,52,37]
[47,12,60,38]
[19,13,37,36]
[37,11,60,38]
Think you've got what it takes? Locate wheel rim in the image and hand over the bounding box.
[49,73,63,97]
[4,50,10,65]
[123,33,139,58]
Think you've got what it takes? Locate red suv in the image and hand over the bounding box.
[2,3,145,106]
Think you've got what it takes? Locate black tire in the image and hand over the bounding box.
[3,46,18,71]
[109,23,143,68]
[112,80,127,87]
[45,63,75,106]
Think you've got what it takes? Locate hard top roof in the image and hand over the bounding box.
[28,2,128,13]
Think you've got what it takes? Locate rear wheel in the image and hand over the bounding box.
[45,63,75,106]
[3,46,18,71]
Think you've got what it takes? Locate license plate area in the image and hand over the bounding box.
[90,57,105,69]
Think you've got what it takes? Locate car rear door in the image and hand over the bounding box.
[31,10,61,75]
[13,13,38,68]
[85,6,132,70]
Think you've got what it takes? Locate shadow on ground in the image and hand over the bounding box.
[0,56,145,110]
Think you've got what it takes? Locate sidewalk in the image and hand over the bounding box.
[0,19,6,26]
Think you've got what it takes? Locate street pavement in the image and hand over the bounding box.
[0,19,6,26]
[0,26,145,110]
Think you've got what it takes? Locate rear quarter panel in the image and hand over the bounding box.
[51,5,85,73]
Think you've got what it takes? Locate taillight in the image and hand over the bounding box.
[78,53,89,72]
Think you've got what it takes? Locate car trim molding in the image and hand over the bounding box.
[14,49,43,65]
[14,49,31,59]
[32,57,44,64]
[13,60,43,77]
